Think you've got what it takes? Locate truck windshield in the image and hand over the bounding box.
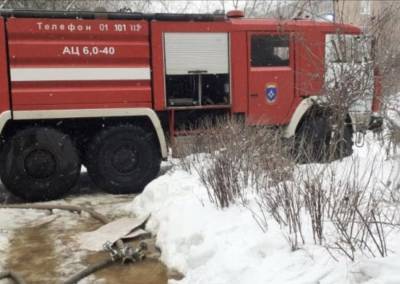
[325,34,371,64]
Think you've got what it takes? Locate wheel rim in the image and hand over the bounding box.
[111,144,138,174]
[24,149,57,179]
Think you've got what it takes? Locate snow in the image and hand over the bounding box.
[387,93,400,128]
[128,134,400,284]
[0,209,48,230]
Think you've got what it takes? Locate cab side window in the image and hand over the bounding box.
[251,35,290,67]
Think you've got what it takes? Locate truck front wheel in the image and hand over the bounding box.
[0,127,81,201]
[295,116,330,162]
[85,125,161,194]
[295,115,354,163]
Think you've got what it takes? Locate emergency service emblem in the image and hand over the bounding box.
[265,83,277,103]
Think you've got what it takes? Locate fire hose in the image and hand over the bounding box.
[63,240,148,284]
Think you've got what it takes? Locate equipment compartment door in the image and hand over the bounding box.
[164,32,230,107]
[247,32,294,125]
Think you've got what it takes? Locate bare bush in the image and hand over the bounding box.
[301,168,327,245]
[359,4,400,155]
[328,190,391,260]
[252,149,400,258]
[176,114,400,258]
[176,116,293,209]
[176,116,304,248]
[299,156,398,260]
[255,178,305,250]
[382,95,400,156]
[321,33,374,159]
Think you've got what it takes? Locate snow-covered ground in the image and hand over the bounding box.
[1,130,399,284]
[129,133,400,284]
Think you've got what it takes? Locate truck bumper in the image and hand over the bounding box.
[349,112,383,133]
[368,115,383,131]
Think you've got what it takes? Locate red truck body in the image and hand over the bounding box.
[0,10,380,201]
[1,13,361,122]
[6,18,151,110]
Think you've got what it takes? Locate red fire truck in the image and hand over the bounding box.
[0,10,381,201]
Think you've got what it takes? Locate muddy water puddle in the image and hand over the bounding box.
[86,253,167,284]
[6,225,59,283]
[3,207,168,283]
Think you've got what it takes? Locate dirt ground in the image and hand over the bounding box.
[0,171,170,284]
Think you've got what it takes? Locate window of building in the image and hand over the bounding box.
[360,0,371,15]
[251,35,290,67]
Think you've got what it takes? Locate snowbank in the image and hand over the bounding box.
[128,136,400,284]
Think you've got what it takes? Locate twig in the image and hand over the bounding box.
[0,0,9,9]
[0,270,26,284]
[355,207,386,257]
[65,0,77,11]
[335,241,354,261]
[324,246,339,262]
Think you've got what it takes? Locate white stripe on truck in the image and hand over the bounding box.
[10,67,151,81]
[13,108,168,159]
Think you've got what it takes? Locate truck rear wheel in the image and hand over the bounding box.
[85,125,161,194]
[0,127,81,201]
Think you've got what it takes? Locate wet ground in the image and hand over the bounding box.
[0,170,172,284]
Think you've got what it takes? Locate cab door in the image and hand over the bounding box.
[247,33,294,125]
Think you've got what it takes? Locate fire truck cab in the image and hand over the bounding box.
[0,10,381,201]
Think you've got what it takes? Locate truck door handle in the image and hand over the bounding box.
[188,70,208,74]
[250,93,258,97]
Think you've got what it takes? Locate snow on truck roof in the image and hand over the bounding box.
[0,9,361,34]
[0,9,226,21]
[230,18,361,34]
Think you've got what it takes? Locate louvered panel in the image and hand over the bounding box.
[164,32,229,75]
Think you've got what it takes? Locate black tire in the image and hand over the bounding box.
[332,124,353,159]
[295,116,353,163]
[85,125,161,194]
[0,127,81,201]
[295,116,331,163]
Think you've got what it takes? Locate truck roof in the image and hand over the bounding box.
[0,9,226,21]
[0,9,361,34]
[230,18,361,34]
